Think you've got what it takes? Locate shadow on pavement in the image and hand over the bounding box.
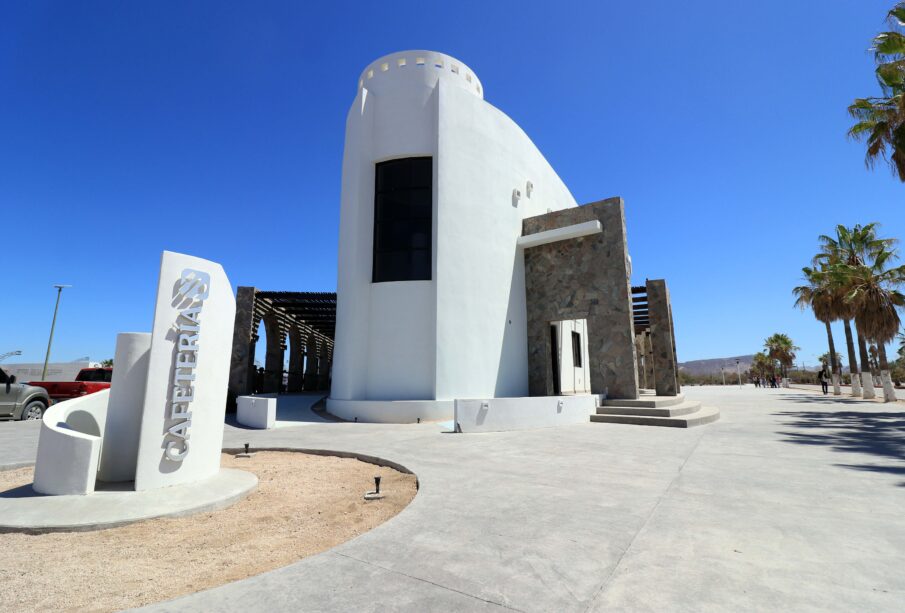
[774,402,905,486]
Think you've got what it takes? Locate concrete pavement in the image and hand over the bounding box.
[2,386,905,611]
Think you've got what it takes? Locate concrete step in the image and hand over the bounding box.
[595,400,701,418]
[602,394,685,409]
[590,405,720,428]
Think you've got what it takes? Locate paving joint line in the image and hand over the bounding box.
[582,430,706,612]
[333,551,526,612]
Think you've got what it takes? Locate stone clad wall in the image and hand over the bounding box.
[647,279,679,396]
[523,197,639,400]
[229,286,257,399]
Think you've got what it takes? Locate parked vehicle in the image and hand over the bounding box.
[29,367,113,402]
[0,367,50,420]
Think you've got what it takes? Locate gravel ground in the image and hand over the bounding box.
[0,451,417,612]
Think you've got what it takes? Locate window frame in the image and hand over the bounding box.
[372,156,433,283]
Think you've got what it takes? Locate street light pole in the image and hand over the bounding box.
[736,359,742,387]
[721,367,726,386]
[41,284,71,381]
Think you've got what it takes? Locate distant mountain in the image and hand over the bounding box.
[678,355,755,376]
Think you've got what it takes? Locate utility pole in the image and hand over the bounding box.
[41,284,71,381]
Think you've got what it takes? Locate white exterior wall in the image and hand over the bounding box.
[435,83,576,401]
[330,50,577,422]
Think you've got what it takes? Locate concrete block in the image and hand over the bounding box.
[237,396,277,429]
[454,395,596,433]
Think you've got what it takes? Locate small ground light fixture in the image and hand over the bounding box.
[364,475,385,500]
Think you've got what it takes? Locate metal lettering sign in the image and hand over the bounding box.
[164,269,211,462]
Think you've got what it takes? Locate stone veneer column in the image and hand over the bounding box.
[228,286,257,400]
[262,314,284,393]
[634,334,646,388]
[643,331,656,391]
[668,302,680,393]
[287,326,304,392]
[647,279,678,396]
[304,333,319,391]
[317,343,331,390]
[523,197,639,399]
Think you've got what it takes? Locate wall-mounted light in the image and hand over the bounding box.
[512,188,522,201]
[526,181,534,198]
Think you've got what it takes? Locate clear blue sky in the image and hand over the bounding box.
[1,0,902,368]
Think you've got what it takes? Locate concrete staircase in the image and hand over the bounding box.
[590,391,719,428]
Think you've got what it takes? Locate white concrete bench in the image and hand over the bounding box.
[237,396,277,429]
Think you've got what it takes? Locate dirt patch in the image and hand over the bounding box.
[0,451,417,612]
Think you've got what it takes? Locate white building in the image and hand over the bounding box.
[327,50,595,423]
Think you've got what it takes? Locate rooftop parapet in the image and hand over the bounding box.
[357,50,483,100]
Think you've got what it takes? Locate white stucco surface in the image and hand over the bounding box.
[98,332,151,482]
[327,398,453,424]
[454,395,597,433]
[134,251,236,491]
[330,50,580,422]
[237,396,277,429]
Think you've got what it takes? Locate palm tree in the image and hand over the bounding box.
[818,352,844,369]
[764,333,799,380]
[848,3,905,181]
[793,267,842,394]
[752,352,772,381]
[814,223,895,397]
[830,244,905,401]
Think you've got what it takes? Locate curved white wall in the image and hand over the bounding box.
[33,389,109,495]
[330,50,577,422]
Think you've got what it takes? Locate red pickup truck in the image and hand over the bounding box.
[30,367,113,402]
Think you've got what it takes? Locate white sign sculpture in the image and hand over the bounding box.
[33,251,236,495]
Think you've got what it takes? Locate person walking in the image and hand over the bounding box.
[818,365,829,395]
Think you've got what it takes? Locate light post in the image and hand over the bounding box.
[721,366,726,386]
[0,350,22,363]
[41,285,71,381]
[736,359,742,387]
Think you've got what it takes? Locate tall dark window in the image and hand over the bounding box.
[571,331,582,368]
[373,157,432,282]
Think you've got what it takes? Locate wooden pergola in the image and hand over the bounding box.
[229,288,337,399]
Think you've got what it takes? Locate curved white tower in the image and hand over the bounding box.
[328,50,578,422]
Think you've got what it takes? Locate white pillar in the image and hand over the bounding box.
[851,372,862,397]
[97,332,151,482]
[880,371,897,403]
[862,371,877,399]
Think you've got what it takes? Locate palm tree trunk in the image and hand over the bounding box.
[857,331,877,399]
[843,319,862,397]
[824,321,841,395]
[877,342,897,402]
